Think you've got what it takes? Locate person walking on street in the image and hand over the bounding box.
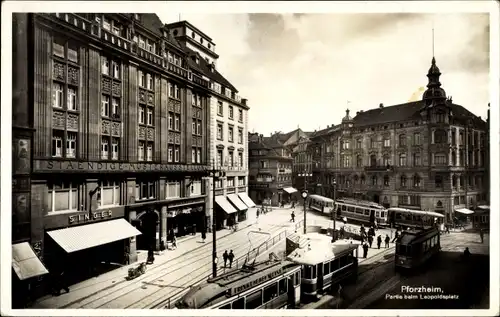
[377,235,382,249]
[343,216,347,226]
[368,235,374,248]
[223,250,229,268]
[445,224,450,234]
[392,230,400,243]
[362,243,369,258]
[360,224,366,236]
[385,234,390,248]
[256,209,260,219]
[479,229,484,243]
[290,211,295,222]
[228,250,235,268]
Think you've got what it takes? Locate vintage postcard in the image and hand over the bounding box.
[1,1,498,316]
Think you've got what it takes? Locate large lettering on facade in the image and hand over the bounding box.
[34,160,209,173]
[69,210,113,224]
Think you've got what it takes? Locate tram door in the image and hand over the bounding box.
[287,276,295,308]
[369,210,375,225]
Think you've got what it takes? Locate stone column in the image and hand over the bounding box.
[160,206,167,247]
[128,210,138,263]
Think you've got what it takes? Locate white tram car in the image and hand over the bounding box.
[335,198,388,227]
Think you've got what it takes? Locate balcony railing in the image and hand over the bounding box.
[192,73,210,88]
[221,165,246,172]
[364,165,394,172]
[167,62,189,78]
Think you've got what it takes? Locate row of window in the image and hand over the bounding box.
[217,101,244,122]
[47,179,203,213]
[101,57,121,79]
[53,83,78,111]
[214,177,246,189]
[216,150,244,168]
[217,123,244,143]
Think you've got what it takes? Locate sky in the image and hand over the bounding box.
[159,11,490,136]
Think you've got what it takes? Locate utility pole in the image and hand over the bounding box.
[209,160,225,278]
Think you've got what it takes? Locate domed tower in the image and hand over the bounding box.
[420,57,452,123]
[341,109,354,136]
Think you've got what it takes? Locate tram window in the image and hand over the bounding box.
[395,213,402,220]
[278,278,287,295]
[294,272,300,286]
[376,211,380,218]
[331,258,339,272]
[364,209,369,215]
[312,265,317,279]
[356,208,363,214]
[324,261,331,275]
[342,205,347,211]
[219,303,231,309]
[303,266,311,279]
[380,211,385,218]
[264,282,279,303]
[232,297,245,309]
[245,290,263,309]
[348,206,355,213]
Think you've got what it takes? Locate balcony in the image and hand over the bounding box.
[192,73,210,88]
[137,46,163,67]
[167,62,188,79]
[101,29,133,53]
[221,165,246,172]
[364,165,394,172]
[256,178,274,183]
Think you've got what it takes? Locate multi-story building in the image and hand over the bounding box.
[248,133,294,206]
[308,57,489,224]
[166,21,252,230]
[11,13,220,297]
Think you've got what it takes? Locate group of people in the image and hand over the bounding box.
[360,224,391,258]
[222,250,235,268]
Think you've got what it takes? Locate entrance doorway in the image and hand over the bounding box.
[135,210,158,251]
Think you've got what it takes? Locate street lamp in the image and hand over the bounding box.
[301,190,308,234]
[331,179,337,243]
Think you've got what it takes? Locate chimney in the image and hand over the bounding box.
[379,103,384,108]
[241,98,247,106]
[356,111,360,115]
[210,62,215,72]
[346,109,350,116]
[360,110,364,113]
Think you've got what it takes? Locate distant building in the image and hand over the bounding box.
[307,57,489,224]
[167,20,251,229]
[248,133,294,206]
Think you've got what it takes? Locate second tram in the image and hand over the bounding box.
[308,195,335,214]
[395,226,441,270]
[335,198,388,227]
[387,207,445,229]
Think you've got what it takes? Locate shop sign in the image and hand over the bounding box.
[69,210,113,224]
[34,159,209,173]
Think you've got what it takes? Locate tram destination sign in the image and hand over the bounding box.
[231,267,283,295]
[33,159,209,173]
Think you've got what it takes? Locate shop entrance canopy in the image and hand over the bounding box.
[12,242,49,280]
[47,218,142,253]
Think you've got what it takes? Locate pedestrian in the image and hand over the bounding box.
[171,235,177,250]
[463,247,471,259]
[368,235,374,248]
[392,230,399,243]
[479,229,484,243]
[159,240,166,254]
[223,250,229,268]
[124,246,130,265]
[292,201,295,209]
[362,243,369,258]
[256,209,260,219]
[445,224,450,234]
[228,250,235,268]
[343,216,347,225]
[374,220,378,230]
[368,227,375,238]
[290,211,295,222]
[385,234,390,248]
[360,224,366,236]
[340,226,345,239]
[377,235,382,249]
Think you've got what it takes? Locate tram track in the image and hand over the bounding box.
[83,223,290,309]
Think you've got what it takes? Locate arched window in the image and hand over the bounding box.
[372,175,378,186]
[436,200,443,208]
[383,175,390,186]
[399,153,407,166]
[398,134,406,147]
[356,154,363,167]
[400,175,407,187]
[434,129,447,144]
[383,154,390,166]
[413,174,421,188]
[370,154,377,167]
[436,111,446,123]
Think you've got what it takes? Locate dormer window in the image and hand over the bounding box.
[191,31,195,38]
[200,38,204,44]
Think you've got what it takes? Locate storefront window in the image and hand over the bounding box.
[48,180,79,213]
[99,180,120,207]
[190,180,202,196]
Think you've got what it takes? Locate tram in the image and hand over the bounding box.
[308,195,335,214]
[175,257,302,309]
[286,240,359,299]
[387,207,445,229]
[335,198,388,227]
[394,226,441,270]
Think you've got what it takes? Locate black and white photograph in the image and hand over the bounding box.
[1,1,499,316]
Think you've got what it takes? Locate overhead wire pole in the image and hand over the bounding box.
[210,159,224,278]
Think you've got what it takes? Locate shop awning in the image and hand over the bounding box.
[478,205,490,210]
[455,208,474,215]
[12,242,49,281]
[47,218,142,253]
[283,187,298,194]
[215,196,237,214]
[237,192,256,208]
[227,194,248,211]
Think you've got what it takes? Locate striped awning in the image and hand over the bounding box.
[227,194,248,211]
[47,218,142,253]
[237,192,256,208]
[12,242,49,281]
[215,196,237,214]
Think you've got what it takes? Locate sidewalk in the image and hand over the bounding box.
[31,206,296,309]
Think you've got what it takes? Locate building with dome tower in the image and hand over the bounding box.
[305,56,489,224]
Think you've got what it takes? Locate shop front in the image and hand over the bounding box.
[43,206,141,286]
[166,204,205,238]
[226,193,248,222]
[237,192,256,209]
[282,187,298,204]
[215,195,237,230]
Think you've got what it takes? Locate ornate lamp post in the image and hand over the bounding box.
[301,190,308,234]
[331,179,337,243]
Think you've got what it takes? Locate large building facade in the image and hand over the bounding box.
[248,133,294,206]
[166,21,252,229]
[11,13,227,296]
[307,57,489,224]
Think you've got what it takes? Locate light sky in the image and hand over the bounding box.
[159,12,490,136]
